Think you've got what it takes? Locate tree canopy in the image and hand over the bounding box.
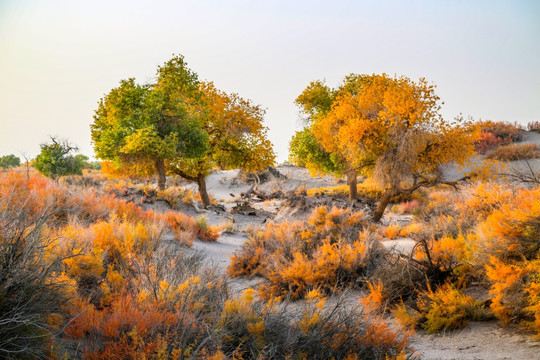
[290,74,477,221]
[91,55,208,190]
[169,81,275,205]
[91,54,275,202]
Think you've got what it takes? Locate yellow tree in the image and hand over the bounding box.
[290,75,373,199]
[301,74,477,221]
[169,82,275,206]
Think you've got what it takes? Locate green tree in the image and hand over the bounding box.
[0,154,21,169]
[33,137,87,179]
[169,82,275,206]
[91,55,208,190]
[291,74,477,221]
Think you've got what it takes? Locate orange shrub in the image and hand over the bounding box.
[382,223,401,240]
[229,206,385,299]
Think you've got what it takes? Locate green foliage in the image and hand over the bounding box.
[33,137,87,179]
[289,126,342,175]
[91,54,274,198]
[91,55,208,188]
[0,154,20,169]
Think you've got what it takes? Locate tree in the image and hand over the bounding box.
[169,82,275,206]
[290,75,376,200]
[0,154,20,169]
[291,74,477,221]
[91,55,208,190]
[33,137,87,179]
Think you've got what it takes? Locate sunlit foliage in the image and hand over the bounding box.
[229,206,385,299]
[91,55,208,190]
[291,74,478,221]
[169,82,275,206]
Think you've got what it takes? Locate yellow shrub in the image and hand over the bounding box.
[382,224,401,240]
[417,283,475,333]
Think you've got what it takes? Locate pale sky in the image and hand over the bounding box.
[0,0,539,162]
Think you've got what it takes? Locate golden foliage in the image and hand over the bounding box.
[416,283,476,333]
[229,206,384,300]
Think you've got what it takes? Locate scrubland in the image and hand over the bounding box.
[2,125,540,360]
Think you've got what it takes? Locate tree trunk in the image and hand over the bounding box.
[155,158,166,190]
[372,190,394,222]
[347,172,357,201]
[197,173,211,207]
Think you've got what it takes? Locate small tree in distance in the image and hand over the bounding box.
[0,154,21,169]
[33,137,87,180]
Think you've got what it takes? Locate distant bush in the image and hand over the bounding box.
[0,154,20,169]
[391,199,422,215]
[486,143,540,161]
[528,121,540,132]
[475,121,524,154]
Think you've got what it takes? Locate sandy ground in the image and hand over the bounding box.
[173,160,540,360]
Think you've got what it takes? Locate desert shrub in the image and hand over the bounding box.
[416,283,476,333]
[475,120,523,154]
[64,248,229,359]
[391,283,477,334]
[399,222,422,237]
[60,171,106,188]
[0,172,212,246]
[476,186,540,261]
[528,121,540,132]
[229,206,386,299]
[475,131,503,154]
[0,191,70,359]
[486,142,540,161]
[195,216,221,242]
[216,289,410,360]
[485,257,540,332]
[381,223,401,239]
[391,199,422,215]
[371,254,426,305]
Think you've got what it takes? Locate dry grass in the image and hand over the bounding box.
[486,143,540,161]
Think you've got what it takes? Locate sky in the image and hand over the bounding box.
[0,0,539,162]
